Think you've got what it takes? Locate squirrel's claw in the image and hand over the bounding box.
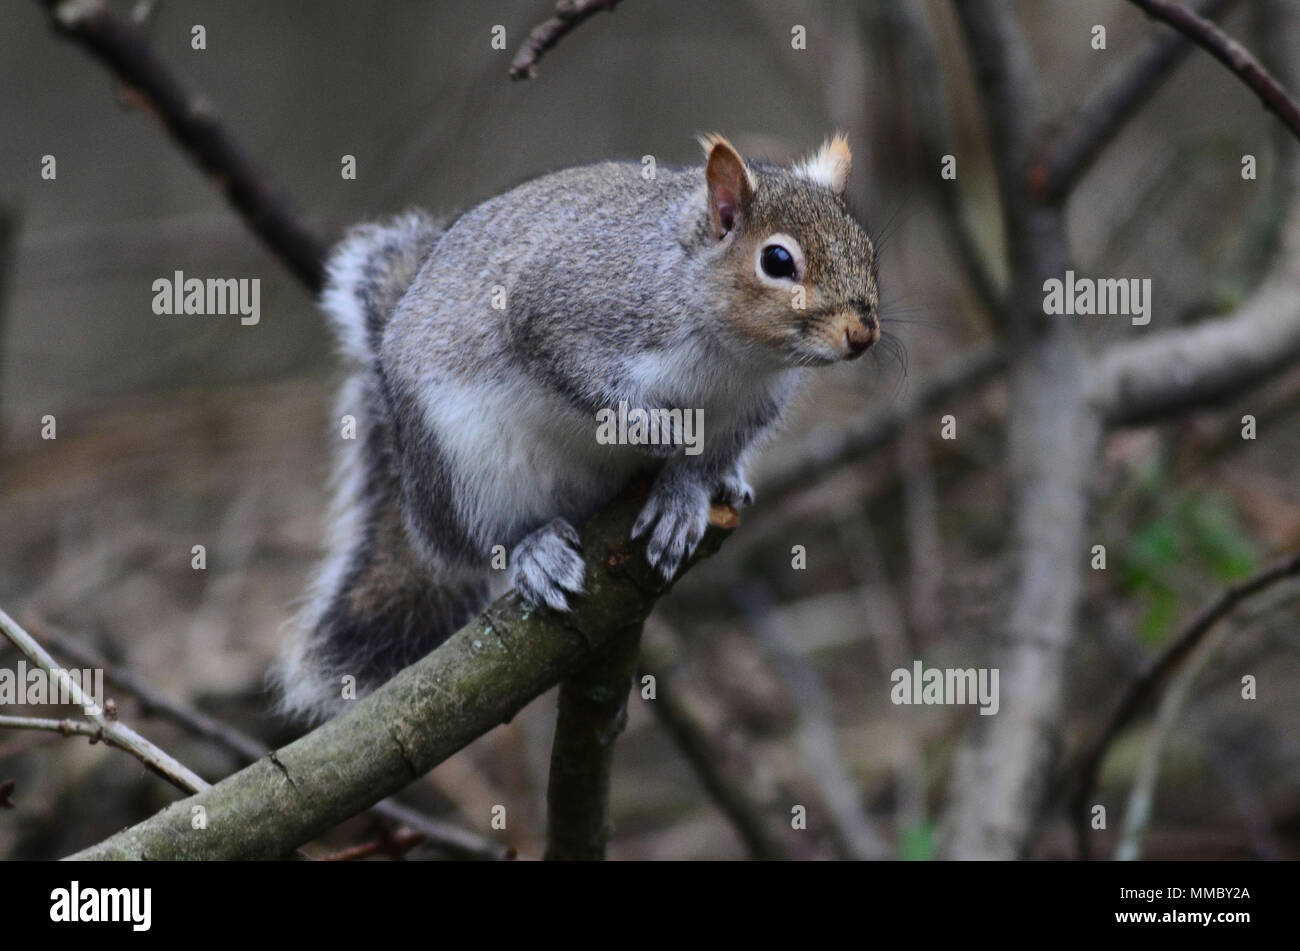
[510,518,585,612]
[632,474,711,581]
[713,471,755,508]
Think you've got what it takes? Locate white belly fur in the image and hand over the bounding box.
[421,374,642,549]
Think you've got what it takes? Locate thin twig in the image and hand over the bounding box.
[38,626,509,860]
[1126,0,1300,143]
[758,342,1005,507]
[638,626,796,861]
[0,715,105,740]
[509,0,623,80]
[39,627,265,760]
[1070,548,1300,860]
[735,582,888,860]
[880,0,1003,315]
[1033,0,1238,202]
[0,608,209,794]
[834,512,927,856]
[1114,628,1227,860]
[35,0,328,291]
[319,825,426,862]
[372,797,511,861]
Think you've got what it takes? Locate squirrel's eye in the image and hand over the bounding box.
[760,244,797,280]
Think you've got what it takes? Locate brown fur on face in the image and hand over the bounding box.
[701,137,879,366]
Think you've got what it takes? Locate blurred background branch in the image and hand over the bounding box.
[35,0,327,291]
[510,0,623,80]
[1034,0,1239,203]
[1126,0,1300,141]
[1070,547,1300,859]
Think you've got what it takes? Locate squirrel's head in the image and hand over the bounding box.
[699,134,879,367]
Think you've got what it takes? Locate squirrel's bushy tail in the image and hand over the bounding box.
[319,210,442,366]
[275,211,476,723]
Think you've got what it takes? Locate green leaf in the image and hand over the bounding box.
[1122,517,1182,589]
[899,821,935,861]
[1186,494,1256,581]
[1139,586,1179,646]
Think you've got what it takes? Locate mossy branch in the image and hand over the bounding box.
[544,622,644,860]
[67,493,737,861]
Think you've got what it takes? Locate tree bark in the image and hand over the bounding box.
[67,494,736,860]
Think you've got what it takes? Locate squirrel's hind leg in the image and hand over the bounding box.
[278,496,488,722]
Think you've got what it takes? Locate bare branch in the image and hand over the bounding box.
[736,582,888,860]
[35,0,328,292]
[370,797,510,861]
[880,0,1003,315]
[509,0,623,81]
[1033,0,1239,203]
[39,627,266,761]
[758,342,1005,507]
[947,0,1049,314]
[1088,174,1300,426]
[0,609,209,794]
[939,0,1094,862]
[66,494,737,860]
[319,825,426,862]
[638,625,797,861]
[1069,548,1300,859]
[544,623,642,860]
[0,715,104,740]
[40,628,507,860]
[1113,627,1226,861]
[1126,0,1300,143]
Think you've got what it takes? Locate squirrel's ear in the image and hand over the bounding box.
[793,133,852,198]
[699,133,755,240]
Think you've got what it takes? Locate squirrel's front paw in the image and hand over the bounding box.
[510,518,585,611]
[631,474,711,581]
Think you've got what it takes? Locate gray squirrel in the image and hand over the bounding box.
[276,134,880,721]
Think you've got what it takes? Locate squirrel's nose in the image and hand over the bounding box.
[844,321,878,358]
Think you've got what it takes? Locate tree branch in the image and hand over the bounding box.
[1113,626,1225,861]
[66,494,737,860]
[319,826,426,862]
[37,626,507,860]
[509,0,623,81]
[35,0,328,292]
[1087,202,1300,426]
[637,636,797,861]
[1125,0,1300,143]
[0,608,209,795]
[1069,547,1300,859]
[757,341,1005,507]
[1032,0,1238,203]
[939,0,1096,861]
[0,715,105,740]
[544,623,643,860]
[879,0,1004,317]
[736,581,888,860]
